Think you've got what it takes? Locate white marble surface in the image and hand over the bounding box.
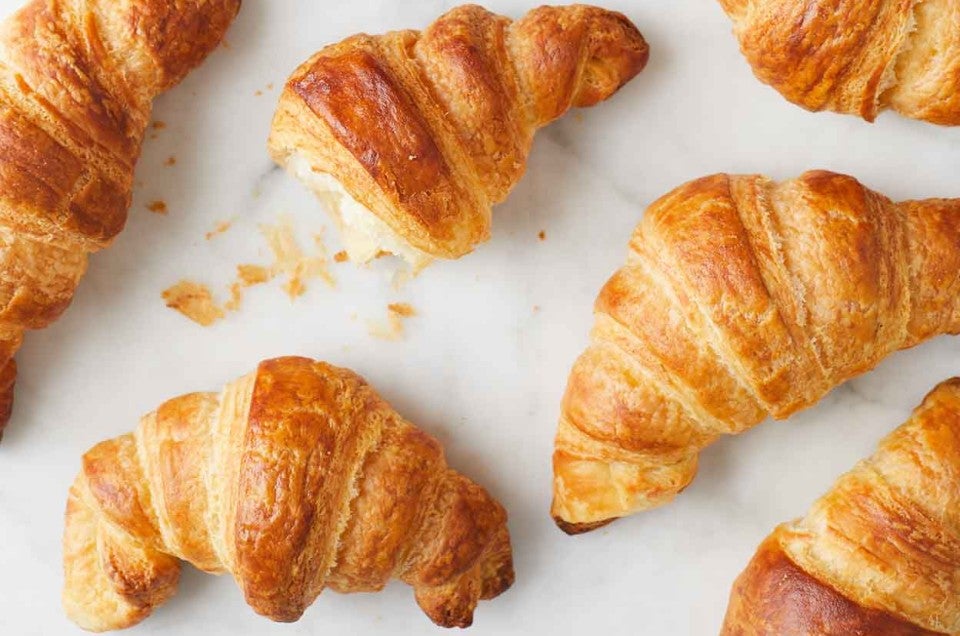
[2,1,960,635]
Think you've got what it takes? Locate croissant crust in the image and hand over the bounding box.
[63,357,513,631]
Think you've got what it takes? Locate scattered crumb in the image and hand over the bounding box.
[255,89,263,96]
[267,83,274,90]
[261,219,335,300]
[392,268,413,291]
[387,303,416,318]
[237,264,272,286]
[148,121,164,140]
[334,251,348,263]
[368,303,417,341]
[165,217,338,322]
[221,264,275,314]
[223,282,244,312]
[164,156,176,167]
[533,305,541,313]
[205,219,233,240]
[221,39,231,50]
[538,230,546,241]
[162,281,224,326]
[146,200,168,215]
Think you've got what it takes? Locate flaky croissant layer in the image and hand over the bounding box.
[269,3,648,268]
[0,0,240,438]
[720,0,960,124]
[723,379,960,635]
[63,357,513,631]
[552,170,960,532]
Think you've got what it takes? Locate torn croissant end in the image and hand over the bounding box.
[268,3,648,269]
[63,357,514,631]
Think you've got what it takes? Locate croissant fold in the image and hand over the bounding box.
[723,378,960,635]
[62,357,513,631]
[0,0,240,439]
[552,170,960,532]
[268,3,648,270]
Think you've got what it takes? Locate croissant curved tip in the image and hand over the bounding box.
[551,513,616,535]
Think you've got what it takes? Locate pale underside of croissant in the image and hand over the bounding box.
[719,0,960,124]
[268,3,648,270]
[63,357,514,632]
[0,0,240,439]
[723,379,960,635]
[552,170,960,533]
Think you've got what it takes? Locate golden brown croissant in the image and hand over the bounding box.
[0,0,240,439]
[268,3,648,270]
[722,378,960,635]
[719,0,960,124]
[552,170,960,533]
[63,357,513,631]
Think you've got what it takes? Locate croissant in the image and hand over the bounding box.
[62,357,514,631]
[0,0,240,439]
[719,0,960,124]
[268,4,648,270]
[722,378,960,635]
[552,170,960,533]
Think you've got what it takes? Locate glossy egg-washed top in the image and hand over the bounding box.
[269,4,649,259]
[552,171,960,531]
[63,357,513,631]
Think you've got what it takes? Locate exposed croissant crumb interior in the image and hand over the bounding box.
[368,303,417,341]
[162,281,224,326]
[205,219,233,240]
[286,154,434,271]
[146,200,167,214]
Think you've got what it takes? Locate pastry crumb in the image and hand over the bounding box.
[334,251,348,263]
[151,121,166,130]
[162,281,224,326]
[538,230,546,241]
[237,264,271,286]
[223,282,244,312]
[205,219,233,240]
[261,219,335,300]
[254,89,263,96]
[387,303,416,317]
[147,200,168,215]
[164,156,176,167]
[533,305,541,313]
[369,303,417,341]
